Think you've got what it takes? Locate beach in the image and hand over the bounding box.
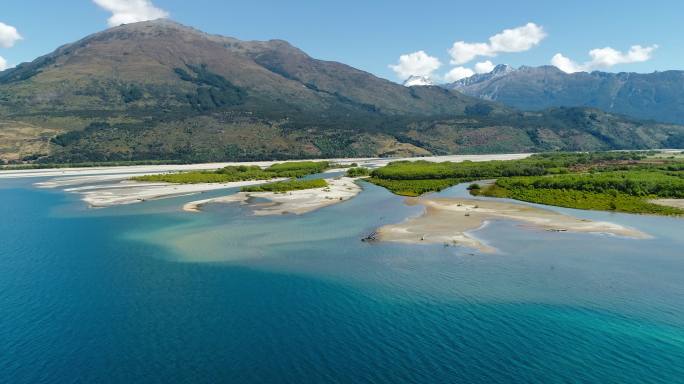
[377,197,650,252]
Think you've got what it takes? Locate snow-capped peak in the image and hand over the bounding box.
[403,75,434,87]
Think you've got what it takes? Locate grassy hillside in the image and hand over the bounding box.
[1,20,683,164]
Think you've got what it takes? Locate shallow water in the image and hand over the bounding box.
[1,177,683,383]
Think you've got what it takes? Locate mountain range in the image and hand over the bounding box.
[447,65,684,125]
[0,20,682,164]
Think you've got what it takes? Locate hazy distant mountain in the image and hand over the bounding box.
[446,65,684,125]
[0,20,682,163]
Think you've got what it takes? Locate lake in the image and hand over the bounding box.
[1,176,683,383]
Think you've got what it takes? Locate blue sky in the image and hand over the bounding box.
[1,0,682,82]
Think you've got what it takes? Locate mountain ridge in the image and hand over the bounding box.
[446,65,684,125]
[0,20,682,163]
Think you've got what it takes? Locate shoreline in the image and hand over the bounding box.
[0,153,532,179]
[11,153,531,209]
[376,197,650,253]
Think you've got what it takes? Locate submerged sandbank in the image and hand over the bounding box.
[183,177,362,215]
[377,197,650,253]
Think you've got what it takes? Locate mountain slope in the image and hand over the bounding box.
[447,65,684,125]
[0,20,682,163]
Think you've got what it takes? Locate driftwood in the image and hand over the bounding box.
[361,231,378,242]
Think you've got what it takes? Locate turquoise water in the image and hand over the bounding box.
[1,177,683,383]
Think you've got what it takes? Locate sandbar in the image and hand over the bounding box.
[183,177,362,215]
[70,179,282,208]
[377,197,650,253]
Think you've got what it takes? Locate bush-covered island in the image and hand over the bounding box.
[368,152,684,215]
[240,179,328,193]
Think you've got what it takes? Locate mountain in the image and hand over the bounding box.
[450,64,515,88]
[403,75,434,87]
[0,20,682,164]
[446,65,684,125]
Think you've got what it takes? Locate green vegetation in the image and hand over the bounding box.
[131,161,328,184]
[263,161,329,175]
[480,171,684,215]
[241,178,327,192]
[369,152,649,196]
[346,167,371,177]
[368,151,684,215]
[368,178,463,197]
[493,171,684,198]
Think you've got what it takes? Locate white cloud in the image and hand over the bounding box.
[0,22,22,48]
[389,50,442,80]
[488,23,546,53]
[551,53,583,73]
[93,0,169,27]
[444,66,475,82]
[448,42,493,66]
[0,56,7,71]
[552,45,658,73]
[449,22,546,65]
[474,60,495,74]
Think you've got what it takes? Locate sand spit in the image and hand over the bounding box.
[73,180,280,208]
[183,177,362,215]
[650,199,684,210]
[377,198,650,253]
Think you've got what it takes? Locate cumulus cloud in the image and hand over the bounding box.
[448,22,546,65]
[552,45,658,73]
[474,60,495,74]
[0,56,7,71]
[550,53,582,73]
[389,50,442,80]
[0,22,22,48]
[444,66,475,82]
[93,0,169,27]
[447,42,492,66]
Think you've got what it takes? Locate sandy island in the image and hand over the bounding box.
[376,197,650,253]
[183,177,362,215]
[72,179,286,208]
